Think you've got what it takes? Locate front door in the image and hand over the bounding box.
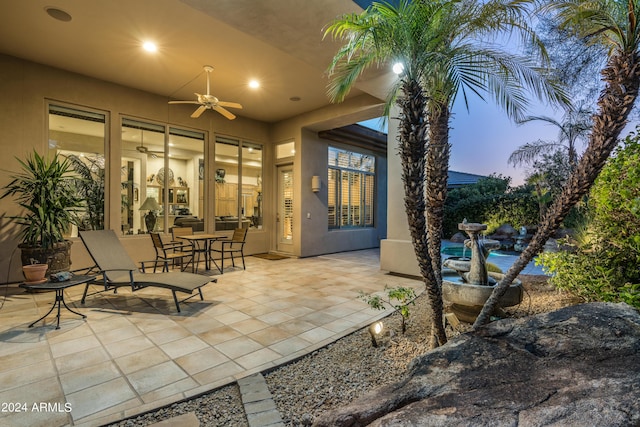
[276,165,293,254]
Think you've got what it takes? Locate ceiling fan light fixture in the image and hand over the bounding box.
[168,65,242,120]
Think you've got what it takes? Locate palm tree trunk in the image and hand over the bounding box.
[397,79,448,347]
[426,105,451,344]
[474,51,640,328]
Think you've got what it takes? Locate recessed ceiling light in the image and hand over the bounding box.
[142,41,158,53]
[392,62,404,75]
[289,96,301,102]
[45,7,72,22]
[249,80,260,89]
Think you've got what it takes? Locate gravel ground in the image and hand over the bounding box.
[109,274,581,427]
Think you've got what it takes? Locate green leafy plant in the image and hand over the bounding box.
[443,175,539,237]
[539,127,640,309]
[65,154,105,230]
[359,286,417,334]
[1,150,82,249]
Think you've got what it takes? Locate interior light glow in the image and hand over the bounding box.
[249,80,260,89]
[392,62,404,75]
[143,41,157,53]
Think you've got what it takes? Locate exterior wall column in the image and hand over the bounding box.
[380,107,420,276]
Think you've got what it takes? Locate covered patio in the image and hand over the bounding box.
[0,249,421,427]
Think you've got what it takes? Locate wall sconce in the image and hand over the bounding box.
[368,321,384,347]
[311,175,321,192]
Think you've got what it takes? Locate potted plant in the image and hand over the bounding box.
[1,150,83,275]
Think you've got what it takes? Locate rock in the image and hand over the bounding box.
[492,223,518,237]
[450,232,466,243]
[312,303,640,427]
[543,237,559,253]
[487,224,519,250]
[499,238,514,251]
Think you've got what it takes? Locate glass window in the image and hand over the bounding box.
[215,136,263,230]
[328,147,375,228]
[168,127,204,225]
[121,119,204,234]
[48,104,107,235]
[276,141,295,159]
[242,142,263,229]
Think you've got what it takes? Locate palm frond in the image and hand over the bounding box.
[508,140,565,166]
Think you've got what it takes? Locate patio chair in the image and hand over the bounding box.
[149,232,192,272]
[171,226,195,255]
[210,227,247,274]
[171,226,194,246]
[79,230,216,312]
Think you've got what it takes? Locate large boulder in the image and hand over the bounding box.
[312,303,640,427]
[487,223,519,251]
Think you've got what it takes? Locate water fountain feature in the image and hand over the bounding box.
[442,222,523,322]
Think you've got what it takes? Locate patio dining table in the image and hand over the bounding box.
[177,233,225,272]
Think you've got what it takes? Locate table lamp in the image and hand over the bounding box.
[140,196,161,232]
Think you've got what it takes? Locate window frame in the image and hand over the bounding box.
[328,146,376,229]
[214,135,264,231]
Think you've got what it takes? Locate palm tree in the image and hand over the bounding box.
[508,106,592,169]
[325,0,566,347]
[475,0,640,327]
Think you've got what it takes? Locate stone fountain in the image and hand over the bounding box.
[442,222,523,323]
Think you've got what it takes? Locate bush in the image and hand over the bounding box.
[443,175,539,236]
[539,128,640,309]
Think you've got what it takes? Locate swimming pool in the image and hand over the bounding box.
[441,243,547,275]
[441,245,518,258]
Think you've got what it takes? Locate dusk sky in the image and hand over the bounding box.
[364,94,638,187]
[362,96,563,186]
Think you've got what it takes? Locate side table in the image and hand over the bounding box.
[20,274,96,330]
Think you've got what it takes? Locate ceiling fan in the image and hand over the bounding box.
[135,130,162,158]
[168,65,243,120]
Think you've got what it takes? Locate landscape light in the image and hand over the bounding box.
[368,321,384,347]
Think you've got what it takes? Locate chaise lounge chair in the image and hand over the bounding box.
[79,230,216,312]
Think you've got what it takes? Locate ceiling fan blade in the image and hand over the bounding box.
[168,100,200,105]
[217,101,243,109]
[213,105,236,120]
[191,105,207,118]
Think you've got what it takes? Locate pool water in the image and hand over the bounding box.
[441,245,516,258]
[441,243,547,275]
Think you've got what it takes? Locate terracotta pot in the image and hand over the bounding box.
[22,264,48,284]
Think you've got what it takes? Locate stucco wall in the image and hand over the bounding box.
[298,129,387,258]
[269,95,385,258]
[380,110,420,276]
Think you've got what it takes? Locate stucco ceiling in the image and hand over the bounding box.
[0,0,391,123]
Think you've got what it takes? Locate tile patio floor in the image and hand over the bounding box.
[0,249,421,427]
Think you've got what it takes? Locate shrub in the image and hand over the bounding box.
[539,127,640,309]
[444,175,539,236]
[358,286,417,334]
